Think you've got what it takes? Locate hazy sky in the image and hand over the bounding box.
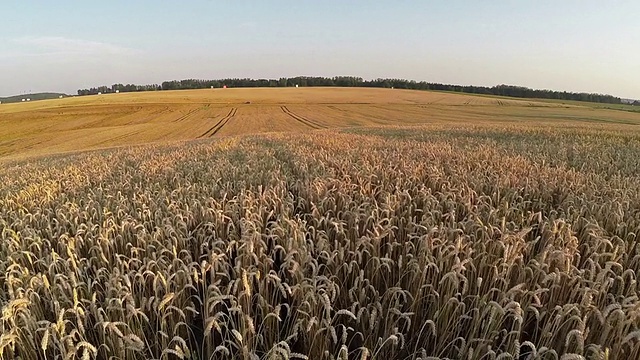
[1,1,639,98]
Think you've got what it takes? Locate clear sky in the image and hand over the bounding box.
[1,1,639,98]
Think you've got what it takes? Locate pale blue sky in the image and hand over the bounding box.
[1,1,639,98]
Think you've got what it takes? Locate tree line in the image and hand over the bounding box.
[77,76,624,104]
[77,84,161,96]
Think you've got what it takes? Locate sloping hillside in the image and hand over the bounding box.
[3,87,640,160]
[0,92,68,104]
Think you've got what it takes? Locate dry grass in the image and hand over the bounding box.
[2,88,639,160]
[1,114,640,359]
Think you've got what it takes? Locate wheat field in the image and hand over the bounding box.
[1,89,640,359]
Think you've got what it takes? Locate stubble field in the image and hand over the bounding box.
[2,87,640,161]
[1,88,640,360]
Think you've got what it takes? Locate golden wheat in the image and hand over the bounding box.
[1,123,640,359]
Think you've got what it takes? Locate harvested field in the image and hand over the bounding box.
[2,87,640,160]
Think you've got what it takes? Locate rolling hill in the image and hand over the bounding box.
[0,92,68,104]
[2,87,640,161]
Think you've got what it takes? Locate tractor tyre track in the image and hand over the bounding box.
[199,108,237,138]
[173,107,205,122]
[280,106,325,129]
